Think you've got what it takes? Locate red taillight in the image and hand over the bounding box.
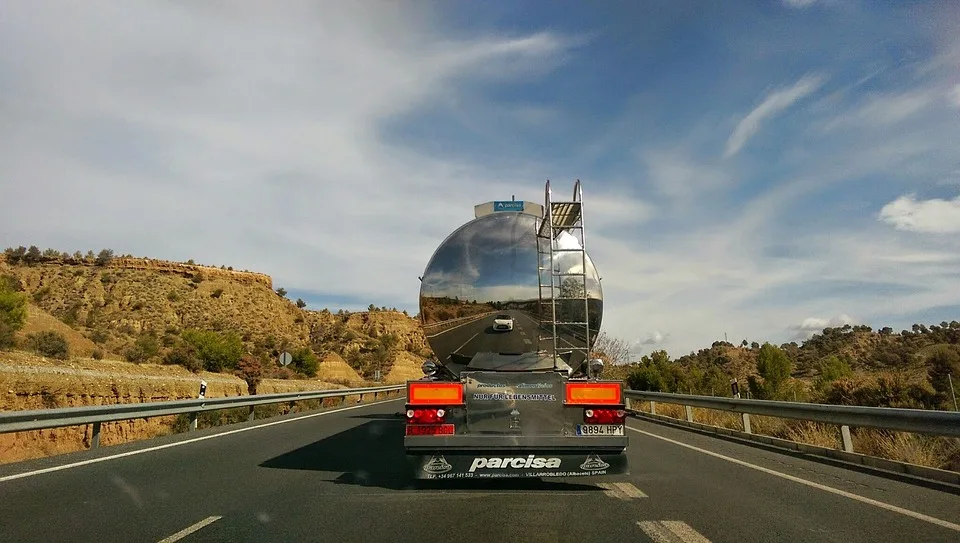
[584,408,626,424]
[406,407,446,424]
[404,406,454,436]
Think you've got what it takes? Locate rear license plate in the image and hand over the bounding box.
[576,424,624,436]
[406,424,455,436]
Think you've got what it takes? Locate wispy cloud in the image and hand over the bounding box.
[724,73,826,158]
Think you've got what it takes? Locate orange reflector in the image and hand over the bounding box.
[408,382,464,405]
[405,424,455,436]
[564,382,622,405]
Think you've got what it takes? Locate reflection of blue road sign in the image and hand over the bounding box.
[494,201,524,212]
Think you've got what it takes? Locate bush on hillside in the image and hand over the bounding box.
[163,342,203,373]
[26,331,69,359]
[236,354,264,395]
[0,275,28,350]
[290,347,318,378]
[181,329,244,372]
[125,334,160,363]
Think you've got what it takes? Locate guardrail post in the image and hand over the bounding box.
[91,421,102,448]
[841,425,854,453]
[625,397,632,411]
[741,413,751,434]
[190,412,198,431]
[650,401,656,415]
[685,405,694,422]
[248,405,256,422]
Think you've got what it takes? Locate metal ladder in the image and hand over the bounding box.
[536,179,593,374]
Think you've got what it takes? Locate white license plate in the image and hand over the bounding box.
[576,424,624,436]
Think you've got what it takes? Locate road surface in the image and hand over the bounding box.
[1,398,958,542]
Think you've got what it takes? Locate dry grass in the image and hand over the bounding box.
[17,304,103,358]
[629,399,959,472]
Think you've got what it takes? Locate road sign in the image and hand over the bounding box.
[493,201,524,212]
[280,352,293,366]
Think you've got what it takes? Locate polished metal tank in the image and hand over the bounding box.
[419,209,602,375]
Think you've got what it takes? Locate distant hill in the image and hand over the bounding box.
[609,322,960,413]
[1,246,431,381]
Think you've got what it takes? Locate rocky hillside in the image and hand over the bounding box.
[1,246,430,381]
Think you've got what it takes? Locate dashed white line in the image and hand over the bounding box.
[452,332,480,354]
[597,482,647,500]
[627,425,960,533]
[157,516,222,543]
[0,398,403,484]
[638,520,711,543]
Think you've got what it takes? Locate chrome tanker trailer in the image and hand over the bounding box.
[404,180,629,480]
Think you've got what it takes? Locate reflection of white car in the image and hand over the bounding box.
[493,314,514,332]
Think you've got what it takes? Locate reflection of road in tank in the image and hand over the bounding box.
[513,311,583,349]
[427,309,595,363]
[431,310,540,358]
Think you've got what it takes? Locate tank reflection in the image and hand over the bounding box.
[419,212,602,370]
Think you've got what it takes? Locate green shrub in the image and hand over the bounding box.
[0,278,28,350]
[124,334,160,363]
[181,329,243,372]
[163,343,203,373]
[26,331,69,359]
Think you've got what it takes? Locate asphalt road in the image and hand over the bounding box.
[428,310,587,363]
[1,398,958,542]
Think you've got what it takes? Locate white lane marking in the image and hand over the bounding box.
[627,425,960,533]
[158,516,222,543]
[597,482,647,500]
[0,398,404,484]
[523,338,532,345]
[452,332,479,354]
[614,482,648,499]
[638,521,711,543]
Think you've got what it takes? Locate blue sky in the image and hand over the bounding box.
[1,0,959,358]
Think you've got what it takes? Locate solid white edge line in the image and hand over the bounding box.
[627,425,960,533]
[157,515,222,543]
[0,397,404,484]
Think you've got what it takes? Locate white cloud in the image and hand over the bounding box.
[783,0,818,7]
[788,314,856,341]
[878,193,960,234]
[724,73,826,158]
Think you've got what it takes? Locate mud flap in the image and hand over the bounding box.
[408,452,628,480]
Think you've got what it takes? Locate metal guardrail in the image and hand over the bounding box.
[624,390,960,454]
[0,384,405,449]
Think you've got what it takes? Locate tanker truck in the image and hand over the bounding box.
[404,180,629,479]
